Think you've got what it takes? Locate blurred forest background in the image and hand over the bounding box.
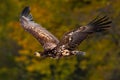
[0,0,120,80]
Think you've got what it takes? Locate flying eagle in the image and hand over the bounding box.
[20,6,112,59]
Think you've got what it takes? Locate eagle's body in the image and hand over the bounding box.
[20,7,112,59]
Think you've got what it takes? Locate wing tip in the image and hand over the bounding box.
[20,6,33,21]
[88,14,112,32]
[21,6,30,16]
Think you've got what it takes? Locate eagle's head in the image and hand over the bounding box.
[34,50,57,58]
[34,51,44,57]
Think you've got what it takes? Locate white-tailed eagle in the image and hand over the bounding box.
[20,6,112,58]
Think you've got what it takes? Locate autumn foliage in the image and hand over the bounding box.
[0,0,120,80]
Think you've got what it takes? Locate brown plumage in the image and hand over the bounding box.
[20,6,112,59]
[20,7,59,51]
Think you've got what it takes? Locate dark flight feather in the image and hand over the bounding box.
[57,15,112,50]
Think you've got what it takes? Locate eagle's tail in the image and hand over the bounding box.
[88,15,112,32]
[20,6,33,21]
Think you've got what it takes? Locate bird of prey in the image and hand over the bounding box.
[20,6,112,59]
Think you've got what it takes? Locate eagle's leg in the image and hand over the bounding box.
[71,50,86,56]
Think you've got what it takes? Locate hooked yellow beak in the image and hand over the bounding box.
[34,52,41,57]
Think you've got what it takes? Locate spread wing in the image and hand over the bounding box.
[58,15,112,50]
[20,7,59,50]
